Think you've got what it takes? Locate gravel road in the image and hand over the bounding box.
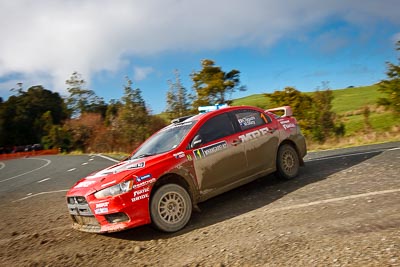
[0,143,399,266]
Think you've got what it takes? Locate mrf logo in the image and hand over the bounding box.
[239,127,269,142]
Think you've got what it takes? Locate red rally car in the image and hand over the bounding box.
[66,105,307,233]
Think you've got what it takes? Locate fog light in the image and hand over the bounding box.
[105,212,129,223]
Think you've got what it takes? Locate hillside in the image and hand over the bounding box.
[231,85,381,113]
[231,84,400,148]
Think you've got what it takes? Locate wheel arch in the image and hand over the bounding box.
[278,139,304,166]
[151,173,197,204]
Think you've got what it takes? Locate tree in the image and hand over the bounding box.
[166,69,191,119]
[116,77,150,151]
[0,85,68,146]
[266,86,344,142]
[310,82,345,141]
[191,59,245,110]
[41,125,71,151]
[63,113,103,152]
[362,105,372,132]
[378,40,400,114]
[65,71,106,117]
[266,87,313,136]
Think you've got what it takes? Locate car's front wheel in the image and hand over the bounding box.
[150,184,192,232]
[276,144,300,180]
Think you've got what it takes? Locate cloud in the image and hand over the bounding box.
[133,66,154,81]
[0,0,399,97]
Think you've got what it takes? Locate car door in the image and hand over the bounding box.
[189,112,247,192]
[232,109,279,176]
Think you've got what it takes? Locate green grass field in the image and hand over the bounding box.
[230,84,400,141]
[231,94,271,109]
[330,85,382,114]
[232,84,382,114]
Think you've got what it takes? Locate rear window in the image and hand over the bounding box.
[234,110,270,131]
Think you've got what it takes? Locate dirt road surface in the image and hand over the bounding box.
[0,143,399,266]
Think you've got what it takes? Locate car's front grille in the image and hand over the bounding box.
[67,196,93,216]
[67,196,87,204]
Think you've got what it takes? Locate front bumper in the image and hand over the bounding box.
[66,194,151,233]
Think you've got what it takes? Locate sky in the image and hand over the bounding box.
[0,0,399,114]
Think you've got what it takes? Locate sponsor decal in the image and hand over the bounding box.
[94,202,109,214]
[127,161,145,169]
[95,207,108,214]
[173,152,185,159]
[75,180,96,188]
[186,154,193,161]
[238,116,256,127]
[96,202,109,208]
[133,187,150,197]
[193,141,228,160]
[136,174,152,182]
[279,119,296,130]
[132,178,157,189]
[132,193,149,202]
[239,127,270,142]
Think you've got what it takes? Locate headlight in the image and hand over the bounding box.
[94,180,134,199]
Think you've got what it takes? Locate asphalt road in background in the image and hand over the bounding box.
[0,142,399,266]
[0,154,117,202]
[1,142,398,203]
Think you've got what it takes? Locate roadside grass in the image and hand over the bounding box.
[232,94,271,109]
[230,84,400,151]
[307,131,400,151]
[341,112,400,136]
[100,152,130,161]
[331,85,381,114]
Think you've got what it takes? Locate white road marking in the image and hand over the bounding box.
[82,162,88,165]
[13,189,69,202]
[305,148,391,162]
[267,188,400,213]
[0,158,51,183]
[0,162,5,170]
[67,168,76,172]
[37,177,51,183]
[96,154,120,163]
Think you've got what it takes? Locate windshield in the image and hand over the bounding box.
[131,121,196,159]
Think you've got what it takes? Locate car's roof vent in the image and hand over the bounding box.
[171,115,194,124]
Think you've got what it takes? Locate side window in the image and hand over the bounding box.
[234,109,271,131]
[196,113,235,145]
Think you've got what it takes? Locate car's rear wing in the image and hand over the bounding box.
[266,106,293,117]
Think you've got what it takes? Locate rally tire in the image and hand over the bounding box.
[276,144,300,180]
[150,184,192,232]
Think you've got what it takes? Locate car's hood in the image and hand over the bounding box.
[67,158,148,196]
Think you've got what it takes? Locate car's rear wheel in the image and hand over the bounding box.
[276,144,300,180]
[150,184,192,232]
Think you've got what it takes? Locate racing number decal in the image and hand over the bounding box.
[261,113,269,124]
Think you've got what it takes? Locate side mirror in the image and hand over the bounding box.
[191,135,202,149]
